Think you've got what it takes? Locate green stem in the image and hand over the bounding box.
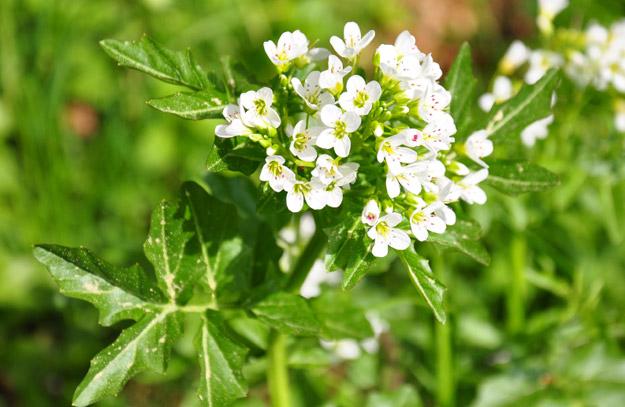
[268,331,290,407]
[433,255,454,407]
[507,234,527,334]
[285,226,327,292]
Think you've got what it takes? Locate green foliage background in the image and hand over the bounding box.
[1,0,625,405]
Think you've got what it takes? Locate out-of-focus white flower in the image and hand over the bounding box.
[615,99,625,133]
[240,87,281,128]
[264,30,309,69]
[500,40,530,74]
[321,339,361,360]
[215,104,253,138]
[330,21,375,59]
[454,169,489,205]
[289,120,321,162]
[521,115,554,146]
[537,0,569,34]
[300,260,341,298]
[291,71,335,111]
[317,105,361,157]
[339,75,382,116]
[525,50,563,84]
[479,76,514,112]
[465,130,493,167]
[260,155,295,192]
[366,212,411,257]
[319,55,352,94]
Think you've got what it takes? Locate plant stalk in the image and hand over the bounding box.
[285,226,327,292]
[268,331,290,407]
[507,234,527,334]
[433,255,454,407]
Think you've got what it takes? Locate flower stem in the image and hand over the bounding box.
[267,331,290,407]
[285,225,327,292]
[507,234,526,334]
[433,255,454,407]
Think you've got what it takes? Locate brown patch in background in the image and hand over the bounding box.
[64,102,99,139]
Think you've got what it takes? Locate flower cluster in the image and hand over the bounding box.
[480,0,625,145]
[215,23,490,257]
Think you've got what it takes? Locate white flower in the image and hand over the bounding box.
[366,212,411,257]
[500,40,530,74]
[525,50,563,85]
[455,169,489,205]
[338,75,382,116]
[263,30,309,68]
[330,21,375,59]
[300,260,341,299]
[418,84,452,122]
[215,104,253,138]
[385,160,445,199]
[291,71,335,111]
[311,154,358,185]
[289,120,321,162]
[321,339,361,360]
[259,155,295,192]
[361,200,380,226]
[319,55,352,94]
[240,87,281,128]
[521,115,553,146]
[404,112,456,152]
[377,134,418,171]
[285,179,327,212]
[465,130,493,167]
[316,105,361,157]
[537,0,569,34]
[377,31,425,79]
[409,199,447,241]
[479,76,514,112]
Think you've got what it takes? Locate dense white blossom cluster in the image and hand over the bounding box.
[215,22,491,257]
[480,0,625,145]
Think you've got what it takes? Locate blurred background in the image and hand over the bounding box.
[1,0,625,405]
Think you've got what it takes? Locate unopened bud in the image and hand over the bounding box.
[373,122,384,137]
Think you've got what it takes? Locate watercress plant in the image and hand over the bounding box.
[35,22,559,406]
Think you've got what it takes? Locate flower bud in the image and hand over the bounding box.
[373,122,384,137]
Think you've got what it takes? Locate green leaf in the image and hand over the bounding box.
[428,220,490,265]
[147,90,227,120]
[33,245,163,326]
[251,292,321,336]
[397,248,447,324]
[181,182,253,305]
[312,291,374,340]
[206,139,266,175]
[144,200,202,304]
[486,160,560,195]
[73,310,182,407]
[486,69,559,142]
[366,385,423,407]
[323,213,374,289]
[445,42,477,125]
[100,36,209,90]
[195,311,248,406]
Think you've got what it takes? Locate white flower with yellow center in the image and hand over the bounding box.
[377,134,418,172]
[338,75,382,116]
[500,40,530,74]
[285,179,326,212]
[240,87,281,128]
[537,0,569,34]
[215,104,253,138]
[316,105,361,157]
[263,30,309,69]
[403,113,456,153]
[418,84,452,122]
[330,22,375,60]
[291,71,335,111]
[385,159,445,199]
[319,162,359,208]
[259,155,295,192]
[365,209,411,258]
[376,31,424,79]
[289,120,321,162]
[319,55,352,95]
[409,199,447,242]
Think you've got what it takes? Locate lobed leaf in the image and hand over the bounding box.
[486,160,560,195]
[428,220,491,266]
[147,90,227,120]
[33,245,163,326]
[251,292,321,336]
[397,248,447,324]
[100,36,209,90]
[144,200,202,304]
[486,69,560,142]
[195,311,248,406]
[73,310,182,406]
